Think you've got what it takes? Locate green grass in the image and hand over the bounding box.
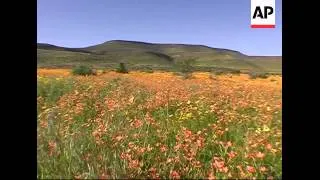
[37,77,75,112]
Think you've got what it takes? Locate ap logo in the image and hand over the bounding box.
[251,0,275,28]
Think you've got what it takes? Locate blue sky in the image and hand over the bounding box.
[37,0,282,56]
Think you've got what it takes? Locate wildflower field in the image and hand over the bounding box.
[37,69,282,179]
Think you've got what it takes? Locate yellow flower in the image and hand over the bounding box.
[255,128,261,134]
[262,125,270,132]
[186,112,193,118]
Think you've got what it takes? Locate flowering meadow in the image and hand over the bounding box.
[37,69,282,179]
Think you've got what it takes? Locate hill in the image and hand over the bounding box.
[37,40,282,73]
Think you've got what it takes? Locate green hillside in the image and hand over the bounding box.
[37,40,282,73]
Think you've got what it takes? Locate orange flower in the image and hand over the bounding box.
[228,151,237,159]
[260,166,268,172]
[174,143,181,151]
[222,166,229,173]
[39,120,48,128]
[266,143,272,150]
[138,147,146,154]
[149,167,159,179]
[170,170,181,179]
[48,141,57,156]
[120,152,131,160]
[98,172,109,179]
[193,160,202,168]
[267,176,274,180]
[256,152,265,159]
[184,129,192,138]
[149,167,156,173]
[237,165,246,177]
[128,142,135,148]
[114,135,124,142]
[160,145,168,152]
[133,133,140,138]
[226,141,232,148]
[212,157,225,170]
[130,119,143,128]
[208,171,216,180]
[128,159,140,169]
[247,166,256,173]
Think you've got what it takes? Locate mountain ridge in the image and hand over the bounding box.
[37,40,281,73]
[38,40,281,58]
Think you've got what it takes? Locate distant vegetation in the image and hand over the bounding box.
[116,63,129,73]
[37,40,282,74]
[248,71,269,79]
[177,58,196,73]
[212,69,241,75]
[72,65,96,76]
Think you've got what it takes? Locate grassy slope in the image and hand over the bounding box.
[37,40,282,73]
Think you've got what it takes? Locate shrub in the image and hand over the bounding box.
[173,58,196,79]
[212,68,240,75]
[142,69,154,73]
[72,65,96,76]
[116,63,129,73]
[177,58,196,73]
[230,69,241,75]
[248,71,268,79]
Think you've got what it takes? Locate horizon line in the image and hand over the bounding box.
[37,39,282,57]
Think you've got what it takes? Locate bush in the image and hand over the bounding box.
[230,69,241,75]
[116,63,129,73]
[176,58,196,73]
[141,68,154,73]
[212,68,240,75]
[72,65,96,76]
[173,59,196,79]
[248,71,268,79]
